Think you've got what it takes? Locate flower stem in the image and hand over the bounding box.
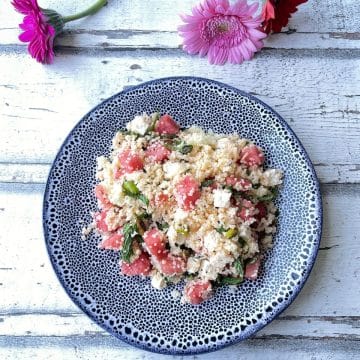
[63,0,107,23]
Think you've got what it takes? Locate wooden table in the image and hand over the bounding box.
[1,1,359,358]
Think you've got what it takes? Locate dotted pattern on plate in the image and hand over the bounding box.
[43,77,322,355]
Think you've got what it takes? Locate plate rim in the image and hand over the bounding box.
[42,76,323,355]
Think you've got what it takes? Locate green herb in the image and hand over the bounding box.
[156,222,169,231]
[234,259,244,281]
[164,276,177,284]
[219,276,243,285]
[257,187,278,202]
[118,129,140,140]
[224,185,247,198]
[138,212,151,220]
[133,234,143,243]
[176,225,189,235]
[121,223,140,263]
[201,179,214,188]
[138,193,149,206]
[162,137,193,154]
[148,112,160,132]
[238,236,248,246]
[215,225,227,234]
[224,185,234,192]
[122,180,149,206]
[224,228,238,239]
[177,143,193,154]
[185,272,195,280]
[247,256,259,265]
[122,180,140,196]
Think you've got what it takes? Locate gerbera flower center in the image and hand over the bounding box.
[201,15,247,47]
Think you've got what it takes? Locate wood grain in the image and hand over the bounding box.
[0,51,359,184]
[0,313,359,339]
[1,28,360,51]
[2,162,360,185]
[2,0,360,51]
[0,337,359,359]
[2,0,359,52]
[2,0,360,35]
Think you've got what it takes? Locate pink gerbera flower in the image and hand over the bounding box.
[178,0,267,65]
[12,0,107,64]
[12,0,57,64]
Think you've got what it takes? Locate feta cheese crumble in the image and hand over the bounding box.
[213,189,232,208]
[90,113,283,305]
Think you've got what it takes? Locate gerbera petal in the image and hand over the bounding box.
[178,0,266,65]
[12,0,56,64]
[248,27,267,40]
[238,41,251,60]
[12,0,38,15]
[215,46,229,65]
[228,46,244,64]
[229,1,247,16]
[214,0,230,15]
[243,38,257,53]
[19,30,35,42]
[182,31,204,45]
[199,44,210,57]
[178,22,201,32]
[184,38,205,54]
[207,45,218,64]
[252,38,264,49]
[241,18,263,28]
[247,2,259,15]
[264,0,308,34]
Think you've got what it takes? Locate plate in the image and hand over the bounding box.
[43,77,322,355]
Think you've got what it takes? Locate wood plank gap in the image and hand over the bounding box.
[1,46,360,58]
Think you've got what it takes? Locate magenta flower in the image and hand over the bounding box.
[12,0,107,64]
[178,0,267,65]
[12,0,57,64]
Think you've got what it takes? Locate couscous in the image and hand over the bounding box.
[89,113,283,304]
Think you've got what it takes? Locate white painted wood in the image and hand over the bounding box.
[0,338,359,360]
[0,313,358,339]
[0,52,359,184]
[2,162,360,186]
[2,0,359,50]
[0,164,50,184]
[0,162,357,186]
[1,0,359,35]
[1,28,359,50]
[0,184,359,317]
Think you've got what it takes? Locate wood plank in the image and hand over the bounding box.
[0,337,359,359]
[1,0,359,35]
[0,313,359,340]
[2,0,360,52]
[0,183,359,317]
[1,28,359,51]
[0,52,359,183]
[0,163,50,184]
[1,162,360,185]
[6,162,360,185]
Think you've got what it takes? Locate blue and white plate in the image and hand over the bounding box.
[43,77,322,355]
